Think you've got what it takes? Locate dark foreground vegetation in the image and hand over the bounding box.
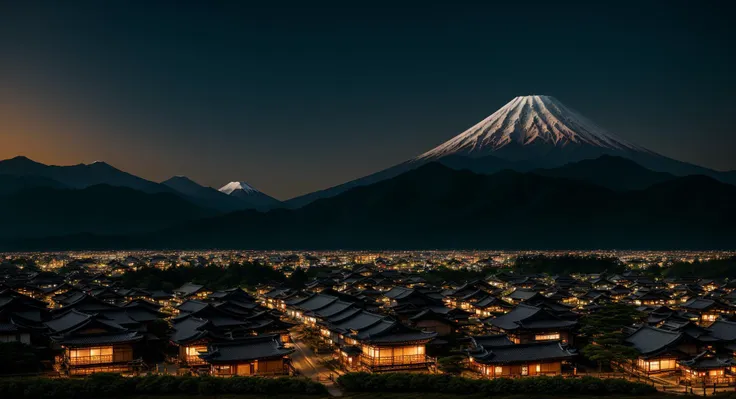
[337,373,657,396]
[0,373,327,399]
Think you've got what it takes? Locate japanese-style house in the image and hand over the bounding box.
[680,298,734,326]
[625,325,698,374]
[485,304,578,344]
[198,334,294,376]
[470,295,513,319]
[313,307,437,372]
[173,283,212,304]
[45,309,144,375]
[407,308,457,336]
[468,335,576,378]
[172,296,293,370]
[679,351,736,386]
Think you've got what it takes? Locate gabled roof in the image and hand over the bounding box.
[199,334,293,363]
[44,309,92,333]
[174,282,207,297]
[383,287,415,300]
[625,325,683,356]
[486,304,577,331]
[707,320,736,342]
[679,351,736,370]
[54,331,143,346]
[287,293,338,311]
[506,289,540,301]
[470,341,575,365]
[471,334,514,348]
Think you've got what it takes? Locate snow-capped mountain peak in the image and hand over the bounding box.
[219,181,259,195]
[416,95,644,161]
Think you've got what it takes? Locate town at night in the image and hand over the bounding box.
[1,1,734,398]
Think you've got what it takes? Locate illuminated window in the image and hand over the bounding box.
[535,364,541,372]
[186,346,207,356]
[521,365,528,376]
[494,366,503,375]
[534,333,560,341]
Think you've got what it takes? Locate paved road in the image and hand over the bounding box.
[290,333,343,397]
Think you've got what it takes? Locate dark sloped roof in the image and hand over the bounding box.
[383,287,414,300]
[310,300,354,318]
[171,316,210,344]
[471,334,514,348]
[470,341,575,364]
[679,351,736,370]
[54,331,143,346]
[175,282,206,297]
[199,335,293,363]
[363,330,437,344]
[487,304,577,331]
[708,320,736,341]
[44,309,91,333]
[177,300,209,314]
[290,294,338,311]
[625,325,683,355]
[331,310,385,331]
[507,289,539,301]
[681,298,717,311]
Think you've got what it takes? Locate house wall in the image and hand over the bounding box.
[414,320,452,336]
[510,331,571,345]
[0,332,31,344]
[67,344,133,366]
[476,361,563,377]
[180,344,208,365]
[361,344,427,366]
[212,359,288,376]
[635,357,678,373]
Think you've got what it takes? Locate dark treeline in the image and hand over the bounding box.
[337,373,656,396]
[0,373,327,398]
[120,262,286,291]
[418,266,487,285]
[664,256,736,279]
[513,254,625,275]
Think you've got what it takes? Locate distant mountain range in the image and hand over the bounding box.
[1,94,734,250]
[284,95,736,208]
[10,161,735,250]
[0,156,282,212]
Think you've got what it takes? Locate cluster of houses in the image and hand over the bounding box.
[4,260,736,387]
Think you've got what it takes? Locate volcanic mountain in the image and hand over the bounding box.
[218,181,282,210]
[286,95,735,207]
[162,176,248,212]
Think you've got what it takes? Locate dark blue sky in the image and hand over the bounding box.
[1,1,734,199]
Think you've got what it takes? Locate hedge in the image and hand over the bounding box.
[337,373,658,396]
[0,373,327,399]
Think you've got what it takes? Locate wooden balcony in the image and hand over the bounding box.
[184,355,206,366]
[67,354,113,366]
[360,354,434,371]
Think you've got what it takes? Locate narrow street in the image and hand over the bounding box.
[290,333,343,397]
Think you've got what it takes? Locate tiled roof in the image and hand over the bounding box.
[625,325,683,355]
[54,331,143,346]
[470,341,575,364]
[199,335,293,363]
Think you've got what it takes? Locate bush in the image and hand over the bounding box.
[0,373,327,398]
[337,373,657,396]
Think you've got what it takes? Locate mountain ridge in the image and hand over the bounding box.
[9,160,734,250]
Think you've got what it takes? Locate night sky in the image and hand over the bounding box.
[1,1,734,200]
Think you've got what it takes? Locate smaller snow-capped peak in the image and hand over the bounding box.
[219,181,259,195]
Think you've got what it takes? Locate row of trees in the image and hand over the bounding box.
[580,303,644,372]
[119,262,289,291]
[337,372,656,395]
[513,254,625,275]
